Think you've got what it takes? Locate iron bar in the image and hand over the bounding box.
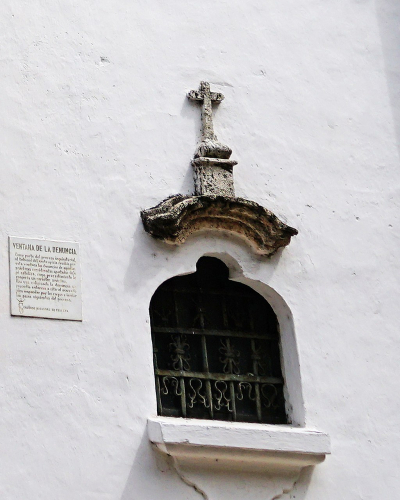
[201,334,214,418]
[251,339,262,423]
[153,326,276,340]
[155,369,283,385]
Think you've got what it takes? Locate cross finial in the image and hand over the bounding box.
[187,81,232,160]
[187,81,224,142]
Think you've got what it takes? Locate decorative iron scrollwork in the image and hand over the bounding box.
[188,378,209,409]
[260,383,279,409]
[170,335,191,371]
[161,376,182,397]
[237,382,256,402]
[219,338,240,375]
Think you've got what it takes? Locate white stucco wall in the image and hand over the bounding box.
[1,0,400,498]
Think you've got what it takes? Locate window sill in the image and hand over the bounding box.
[148,416,330,472]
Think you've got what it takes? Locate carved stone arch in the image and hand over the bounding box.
[141,195,297,257]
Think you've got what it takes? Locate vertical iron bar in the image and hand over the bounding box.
[227,337,233,374]
[153,346,163,415]
[225,334,237,420]
[222,300,237,420]
[177,343,187,417]
[198,292,214,418]
[173,291,187,417]
[230,381,237,421]
[251,339,262,423]
[180,376,187,417]
[155,376,162,415]
[201,335,214,418]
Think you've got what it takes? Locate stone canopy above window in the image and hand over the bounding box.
[141,82,297,257]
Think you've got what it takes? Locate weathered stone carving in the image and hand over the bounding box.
[141,82,297,256]
[187,81,237,197]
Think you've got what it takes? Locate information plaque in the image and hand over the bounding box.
[9,237,82,321]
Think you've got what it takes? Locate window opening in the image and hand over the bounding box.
[150,257,287,424]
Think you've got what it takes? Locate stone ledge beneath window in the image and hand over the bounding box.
[148,416,330,473]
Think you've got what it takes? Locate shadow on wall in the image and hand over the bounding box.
[376,0,400,158]
[280,466,314,500]
[119,428,315,500]
[119,431,201,500]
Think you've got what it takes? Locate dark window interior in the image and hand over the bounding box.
[150,257,287,424]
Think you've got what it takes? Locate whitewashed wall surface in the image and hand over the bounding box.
[1,0,400,499]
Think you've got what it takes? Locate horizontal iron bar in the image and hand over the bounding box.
[153,326,277,340]
[155,369,283,385]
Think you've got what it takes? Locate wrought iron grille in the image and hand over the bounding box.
[150,257,287,424]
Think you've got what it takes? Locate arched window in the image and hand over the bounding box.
[150,257,287,424]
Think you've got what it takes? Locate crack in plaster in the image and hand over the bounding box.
[169,457,209,500]
[270,471,302,500]
[167,454,302,500]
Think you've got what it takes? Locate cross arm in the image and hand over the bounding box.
[187,85,224,102]
[187,90,224,102]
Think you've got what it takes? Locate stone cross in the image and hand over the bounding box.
[187,81,232,159]
[187,81,237,196]
[187,81,224,143]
